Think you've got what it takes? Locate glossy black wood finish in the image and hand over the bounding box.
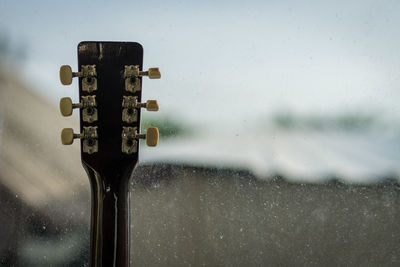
[77,41,143,267]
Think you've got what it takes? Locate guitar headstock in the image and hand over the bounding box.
[59,42,160,175]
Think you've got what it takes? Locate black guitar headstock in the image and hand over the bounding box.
[59,41,160,175]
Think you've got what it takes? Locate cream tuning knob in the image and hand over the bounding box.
[145,100,159,111]
[146,127,159,146]
[60,65,81,85]
[136,127,159,147]
[140,68,161,79]
[59,97,82,116]
[136,100,159,111]
[148,68,161,79]
[61,128,82,145]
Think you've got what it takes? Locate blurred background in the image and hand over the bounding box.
[0,0,400,266]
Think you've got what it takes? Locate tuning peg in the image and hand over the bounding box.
[135,126,159,147]
[61,127,98,153]
[139,68,161,79]
[59,96,97,122]
[60,65,97,91]
[61,128,82,145]
[122,126,159,153]
[60,97,82,116]
[146,127,159,146]
[145,100,159,111]
[136,100,159,111]
[60,65,81,85]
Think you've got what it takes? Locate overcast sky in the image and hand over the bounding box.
[1,0,400,124]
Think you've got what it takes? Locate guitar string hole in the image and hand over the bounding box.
[126,139,134,146]
[86,77,93,84]
[87,138,95,146]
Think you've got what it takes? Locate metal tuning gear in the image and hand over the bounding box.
[122,97,138,123]
[121,126,159,154]
[59,96,98,122]
[124,65,161,92]
[121,127,138,154]
[61,127,98,154]
[122,96,159,123]
[60,65,97,92]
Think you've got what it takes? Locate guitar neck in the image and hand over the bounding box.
[85,164,134,267]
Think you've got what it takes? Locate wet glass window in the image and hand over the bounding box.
[0,1,400,266]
